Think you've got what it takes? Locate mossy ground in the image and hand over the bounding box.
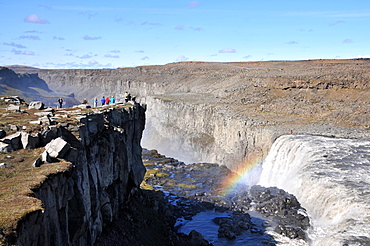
[0,149,71,241]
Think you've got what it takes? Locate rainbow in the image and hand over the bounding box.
[219,155,264,196]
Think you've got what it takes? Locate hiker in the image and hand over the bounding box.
[93,97,98,107]
[110,96,115,104]
[101,96,105,106]
[58,97,63,108]
[82,98,87,104]
[124,92,131,102]
[105,96,110,105]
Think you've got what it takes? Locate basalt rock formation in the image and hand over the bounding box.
[0,103,146,245]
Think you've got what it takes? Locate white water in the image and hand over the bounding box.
[258,135,370,246]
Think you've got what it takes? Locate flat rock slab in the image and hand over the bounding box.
[45,137,70,158]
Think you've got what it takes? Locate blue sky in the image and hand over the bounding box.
[1,0,369,69]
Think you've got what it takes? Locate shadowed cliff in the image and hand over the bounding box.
[0,67,80,107]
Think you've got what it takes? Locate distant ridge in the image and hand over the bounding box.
[4,65,39,70]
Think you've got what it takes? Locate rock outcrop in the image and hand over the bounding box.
[3,104,146,246]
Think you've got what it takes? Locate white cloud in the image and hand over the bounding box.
[187,1,200,7]
[141,56,149,60]
[83,35,102,40]
[45,60,113,69]
[19,35,40,40]
[53,36,65,40]
[11,49,35,55]
[219,48,236,53]
[104,54,120,58]
[343,39,353,44]
[286,41,299,45]
[243,55,252,59]
[3,42,27,48]
[190,27,204,31]
[176,55,189,62]
[175,25,185,30]
[24,14,50,24]
[329,20,345,26]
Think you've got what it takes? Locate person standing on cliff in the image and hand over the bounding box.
[58,97,63,108]
[105,96,110,105]
[93,97,98,107]
[101,96,105,106]
[110,96,115,104]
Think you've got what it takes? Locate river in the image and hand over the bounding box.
[144,134,370,245]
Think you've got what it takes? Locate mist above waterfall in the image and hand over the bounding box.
[258,135,370,245]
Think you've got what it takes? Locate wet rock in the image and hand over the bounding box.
[187,230,210,246]
[250,185,310,239]
[274,224,306,240]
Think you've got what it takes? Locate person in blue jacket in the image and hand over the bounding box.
[110,96,115,104]
[101,96,105,106]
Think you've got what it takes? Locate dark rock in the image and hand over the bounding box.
[32,158,43,167]
[0,130,6,138]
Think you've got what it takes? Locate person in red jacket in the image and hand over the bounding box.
[105,96,110,105]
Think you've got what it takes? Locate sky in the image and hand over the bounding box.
[0,0,369,69]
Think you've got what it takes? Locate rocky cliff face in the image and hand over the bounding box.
[11,59,370,171]
[14,105,146,245]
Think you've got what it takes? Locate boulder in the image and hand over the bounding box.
[73,104,91,109]
[3,96,24,104]
[34,112,53,117]
[1,132,22,150]
[10,125,18,131]
[0,142,13,153]
[0,163,11,168]
[21,132,40,149]
[6,104,20,111]
[0,130,6,138]
[40,126,60,146]
[28,101,45,110]
[32,158,43,167]
[45,137,70,158]
[41,150,52,163]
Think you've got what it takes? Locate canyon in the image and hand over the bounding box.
[11,59,370,171]
[1,59,370,245]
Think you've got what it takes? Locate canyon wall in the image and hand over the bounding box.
[14,59,370,171]
[14,105,146,245]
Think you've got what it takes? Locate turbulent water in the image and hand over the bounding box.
[258,135,370,246]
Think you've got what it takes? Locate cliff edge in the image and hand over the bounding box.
[0,101,146,245]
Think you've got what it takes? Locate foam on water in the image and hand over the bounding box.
[258,135,370,245]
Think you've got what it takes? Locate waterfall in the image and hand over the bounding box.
[258,135,370,245]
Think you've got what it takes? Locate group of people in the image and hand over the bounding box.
[94,96,115,107]
[57,92,134,108]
